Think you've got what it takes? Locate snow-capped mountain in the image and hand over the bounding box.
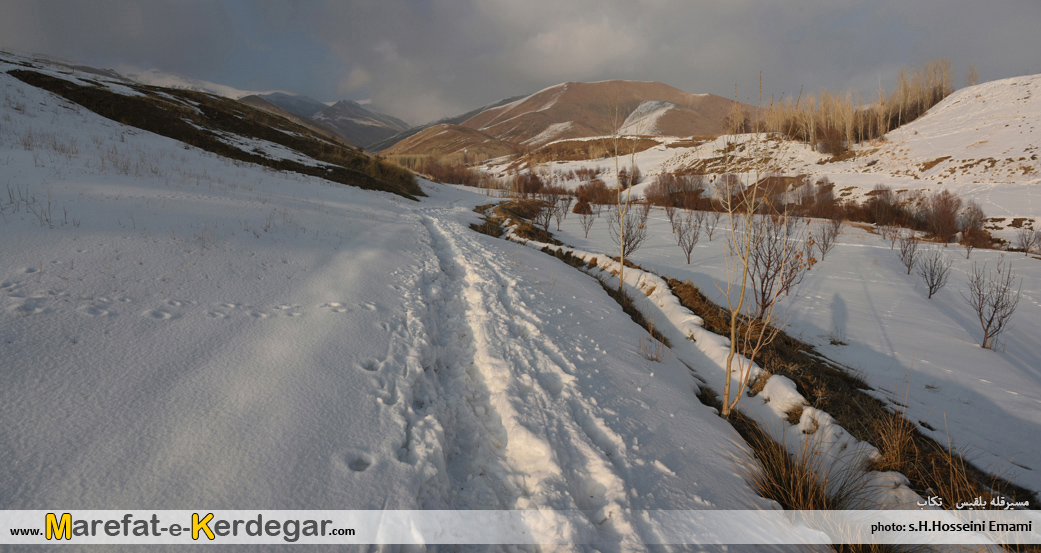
[310,100,410,149]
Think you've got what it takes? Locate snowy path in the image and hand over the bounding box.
[0,62,818,549]
[385,204,780,547]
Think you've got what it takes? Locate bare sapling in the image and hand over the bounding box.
[579,211,595,238]
[714,75,802,418]
[608,202,649,258]
[878,224,899,249]
[813,218,842,260]
[748,214,810,319]
[533,200,553,231]
[552,196,566,230]
[898,233,920,274]
[600,101,641,291]
[962,258,1021,349]
[559,194,573,220]
[675,210,701,264]
[917,248,952,299]
[1015,227,1040,256]
[705,210,721,241]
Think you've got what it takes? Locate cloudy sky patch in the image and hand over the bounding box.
[1,0,1037,124]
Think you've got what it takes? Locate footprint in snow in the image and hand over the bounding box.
[275,305,304,317]
[320,302,349,313]
[142,309,177,320]
[77,304,112,317]
[337,451,373,473]
[355,359,381,373]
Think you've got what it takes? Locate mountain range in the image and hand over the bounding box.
[381,80,754,161]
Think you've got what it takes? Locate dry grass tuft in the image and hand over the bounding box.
[870,411,918,473]
[748,372,771,397]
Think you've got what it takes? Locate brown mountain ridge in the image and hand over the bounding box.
[384,80,755,161]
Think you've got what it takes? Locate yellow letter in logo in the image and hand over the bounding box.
[45,513,71,540]
[192,513,215,540]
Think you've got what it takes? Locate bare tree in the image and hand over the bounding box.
[898,233,920,274]
[878,224,900,249]
[600,102,641,291]
[962,258,1021,349]
[664,203,678,230]
[693,209,707,240]
[675,210,701,264]
[532,200,553,231]
[551,196,566,230]
[924,189,963,242]
[960,199,986,234]
[559,194,573,219]
[813,218,842,260]
[1015,227,1040,256]
[579,211,595,238]
[747,215,809,319]
[715,75,801,418]
[608,203,648,258]
[965,64,979,87]
[917,249,952,299]
[866,184,899,225]
[705,210,721,241]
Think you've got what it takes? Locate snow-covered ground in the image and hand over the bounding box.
[481,74,1041,233]
[5,51,1040,550]
[546,207,1041,498]
[0,59,841,550]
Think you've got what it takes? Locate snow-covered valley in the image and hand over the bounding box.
[2,53,1041,550]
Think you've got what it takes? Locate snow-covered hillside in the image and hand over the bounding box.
[5,49,1041,548]
[544,206,1041,498]
[0,54,834,549]
[482,74,1041,231]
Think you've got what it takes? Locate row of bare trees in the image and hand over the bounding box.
[894,230,1021,348]
[762,58,957,154]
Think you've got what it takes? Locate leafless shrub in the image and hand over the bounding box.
[960,227,990,259]
[675,210,701,264]
[812,218,842,260]
[959,199,986,234]
[917,249,952,299]
[579,211,595,238]
[924,189,963,242]
[705,210,721,241]
[866,184,899,225]
[559,194,573,219]
[962,257,1021,349]
[551,197,566,231]
[1015,227,1040,256]
[898,233,920,274]
[607,203,648,258]
[664,203,677,229]
[748,215,810,319]
[532,200,553,231]
[877,224,900,249]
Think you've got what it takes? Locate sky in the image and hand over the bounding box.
[2,0,1039,125]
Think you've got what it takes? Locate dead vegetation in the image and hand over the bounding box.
[666,277,1038,512]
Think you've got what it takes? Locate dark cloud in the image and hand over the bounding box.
[1,1,238,76]
[2,0,1039,124]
